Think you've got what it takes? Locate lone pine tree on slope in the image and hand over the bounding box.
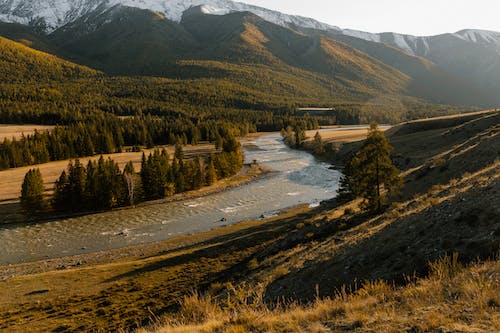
[339,123,402,212]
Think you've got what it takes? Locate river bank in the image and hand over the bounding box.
[0,203,313,279]
[0,133,341,265]
[0,134,271,225]
[1,163,272,227]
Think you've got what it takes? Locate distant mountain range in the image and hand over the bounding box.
[1,0,499,107]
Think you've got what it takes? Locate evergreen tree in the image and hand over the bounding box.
[215,134,223,151]
[313,131,324,154]
[222,135,240,153]
[282,126,296,147]
[140,153,150,198]
[174,142,184,160]
[20,168,45,215]
[67,160,86,211]
[336,161,355,203]
[53,170,69,211]
[193,156,205,189]
[343,124,402,212]
[295,126,306,148]
[84,160,98,209]
[124,160,135,175]
[206,155,217,186]
[123,160,137,205]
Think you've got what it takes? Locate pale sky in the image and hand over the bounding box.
[239,0,500,36]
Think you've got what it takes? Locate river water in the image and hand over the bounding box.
[0,133,341,265]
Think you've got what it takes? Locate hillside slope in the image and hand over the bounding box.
[334,29,500,105]
[1,1,500,107]
[0,111,498,332]
[0,35,99,82]
[314,31,494,106]
[263,110,499,299]
[146,257,499,332]
[48,7,410,101]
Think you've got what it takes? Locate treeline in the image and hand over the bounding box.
[141,136,242,201]
[0,115,254,170]
[21,136,244,215]
[0,78,334,127]
[281,125,308,148]
[52,158,128,212]
[0,111,321,171]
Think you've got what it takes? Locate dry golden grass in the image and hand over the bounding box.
[1,160,497,331]
[399,108,498,123]
[305,126,389,145]
[306,128,368,143]
[0,204,313,332]
[0,124,55,140]
[1,113,498,332]
[142,255,500,333]
[0,143,214,204]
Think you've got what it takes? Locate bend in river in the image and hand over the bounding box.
[0,133,341,265]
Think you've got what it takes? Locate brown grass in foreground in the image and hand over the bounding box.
[141,255,500,333]
[1,112,498,332]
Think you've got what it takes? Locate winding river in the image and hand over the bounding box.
[0,133,341,265]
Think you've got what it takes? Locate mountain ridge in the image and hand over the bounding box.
[1,0,499,107]
[2,0,498,45]
[0,0,340,33]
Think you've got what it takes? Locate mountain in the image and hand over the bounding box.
[0,0,339,33]
[0,0,499,108]
[48,5,198,74]
[46,6,410,100]
[342,29,500,57]
[328,29,500,105]
[303,30,496,106]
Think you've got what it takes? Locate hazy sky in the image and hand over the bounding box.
[239,0,500,36]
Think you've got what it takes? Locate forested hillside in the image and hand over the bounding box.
[0,2,498,109]
[0,14,481,172]
[0,36,98,82]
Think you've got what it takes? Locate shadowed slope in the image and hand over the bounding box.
[0,36,99,82]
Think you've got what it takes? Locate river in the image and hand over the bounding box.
[0,133,341,265]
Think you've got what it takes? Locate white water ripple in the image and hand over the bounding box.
[0,133,341,265]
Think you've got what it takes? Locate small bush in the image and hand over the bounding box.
[247,258,259,270]
[344,207,355,215]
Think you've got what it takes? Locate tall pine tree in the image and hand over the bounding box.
[341,124,402,212]
[20,168,45,215]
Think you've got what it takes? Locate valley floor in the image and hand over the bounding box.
[0,110,498,332]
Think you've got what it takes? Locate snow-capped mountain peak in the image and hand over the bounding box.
[1,0,498,58]
[455,29,500,52]
[0,0,340,33]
